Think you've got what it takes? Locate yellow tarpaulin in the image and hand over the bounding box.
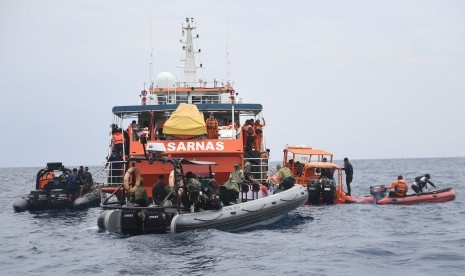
[163,103,206,136]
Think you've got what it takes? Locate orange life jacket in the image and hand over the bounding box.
[390,179,408,197]
[242,124,249,147]
[254,124,263,151]
[206,118,219,139]
[254,123,263,136]
[113,132,123,145]
[206,118,218,130]
[39,172,54,189]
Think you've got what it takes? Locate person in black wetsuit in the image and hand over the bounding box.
[105,150,123,184]
[67,168,78,202]
[341,157,353,196]
[411,174,435,193]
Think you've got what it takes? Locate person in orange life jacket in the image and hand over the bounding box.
[387,175,409,198]
[39,171,55,190]
[254,119,264,151]
[241,120,249,147]
[206,112,219,139]
[411,174,435,194]
[244,120,256,157]
[112,127,123,154]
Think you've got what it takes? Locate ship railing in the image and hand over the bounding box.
[101,161,127,186]
[244,157,270,183]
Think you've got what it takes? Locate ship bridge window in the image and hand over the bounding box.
[191,96,202,104]
[176,95,188,104]
[205,94,220,103]
[157,95,168,105]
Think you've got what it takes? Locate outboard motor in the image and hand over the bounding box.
[143,207,167,234]
[28,190,48,210]
[321,179,336,204]
[97,210,109,231]
[307,180,321,205]
[49,189,69,209]
[121,209,141,235]
[370,185,387,202]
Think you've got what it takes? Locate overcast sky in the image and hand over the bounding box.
[1,0,464,167]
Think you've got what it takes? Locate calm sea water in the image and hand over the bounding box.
[1,158,464,276]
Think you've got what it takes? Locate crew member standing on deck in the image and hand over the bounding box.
[112,128,124,154]
[254,119,265,152]
[341,157,353,196]
[206,112,219,139]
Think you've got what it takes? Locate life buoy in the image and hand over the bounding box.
[124,167,141,193]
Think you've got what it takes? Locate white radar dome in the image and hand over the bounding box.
[155,72,176,88]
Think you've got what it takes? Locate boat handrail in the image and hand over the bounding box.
[102,161,127,186]
[244,157,270,183]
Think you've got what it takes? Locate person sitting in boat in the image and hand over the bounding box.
[202,179,223,210]
[244,162,259,185]
[39,171,55,190]
[184,171,206,212]
[386,175,409,198]
[152,175,169,206]
[134,178,149,207]
[295,161,304,177]
[411,174,435,193]
[222,164,244,205]
[318,158,334,180]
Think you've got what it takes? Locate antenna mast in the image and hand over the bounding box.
[149,20,154,86]
[181,17,200,87]
[226,19,231,85]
